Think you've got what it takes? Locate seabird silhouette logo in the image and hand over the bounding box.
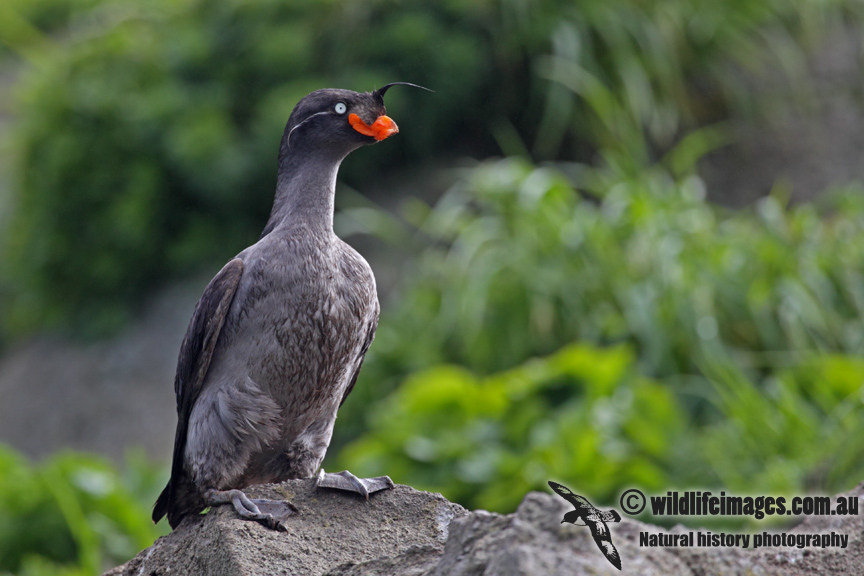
[548,481,622,570]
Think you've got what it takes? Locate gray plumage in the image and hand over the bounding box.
[153,86,411,529]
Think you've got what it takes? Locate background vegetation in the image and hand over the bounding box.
[0,0,863,574]
[3,0,858,337]
[337,158,864,513]
[0,448,165,576]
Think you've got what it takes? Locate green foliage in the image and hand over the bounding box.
[0,447,166,576]
[332,156,864,509]
[340,342,686,512]
[337,337,864,515]
[352,158,864,383]
[1,0,860,337]
[703,354,864,494]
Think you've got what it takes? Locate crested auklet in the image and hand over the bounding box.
[153,83,427,531]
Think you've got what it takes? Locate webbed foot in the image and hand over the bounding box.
[315,469,394,499]
[204,488,297,531]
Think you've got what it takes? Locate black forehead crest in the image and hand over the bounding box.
[298,88,362,110]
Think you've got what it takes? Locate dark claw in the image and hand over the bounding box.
[259,514,288,532]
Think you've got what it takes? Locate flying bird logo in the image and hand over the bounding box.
[548,481,622,570]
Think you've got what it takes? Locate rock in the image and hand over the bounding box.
[106,480,864,576]
[105,479,467,576]
[430,492,687,576]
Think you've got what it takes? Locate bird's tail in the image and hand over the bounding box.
[152,475,204,528]
[152,483,171,525]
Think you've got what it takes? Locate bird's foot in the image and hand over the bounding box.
[204,488,297,531]
[315,469,394,499]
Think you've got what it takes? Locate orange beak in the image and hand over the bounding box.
[349,113,399,141]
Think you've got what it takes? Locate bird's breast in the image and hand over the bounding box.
[217,238,377,429]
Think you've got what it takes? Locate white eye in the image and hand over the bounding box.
[334,102,347,114]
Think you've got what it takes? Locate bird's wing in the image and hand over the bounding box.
[339,306,379,407]
[548,481,599,514]
[171,258,244,413]
[587,510,622,523]
[153,258,243,524]
[586,518,622,570]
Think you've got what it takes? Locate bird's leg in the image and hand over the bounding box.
[203,488,296,531]
[315,469,394,499]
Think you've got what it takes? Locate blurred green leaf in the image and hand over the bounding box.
[0,447,167,575]
[338,342,686,512]
[333,156,864,515]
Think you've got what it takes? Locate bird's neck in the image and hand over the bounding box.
[262,150,345,238]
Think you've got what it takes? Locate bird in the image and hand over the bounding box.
[548,481,622,570]
[152,83,428,531]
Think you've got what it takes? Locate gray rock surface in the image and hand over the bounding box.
[106,480,864,576]
[106,479,468,576]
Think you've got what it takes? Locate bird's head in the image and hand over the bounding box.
[562,510,586,525]
[279,83,430,161]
